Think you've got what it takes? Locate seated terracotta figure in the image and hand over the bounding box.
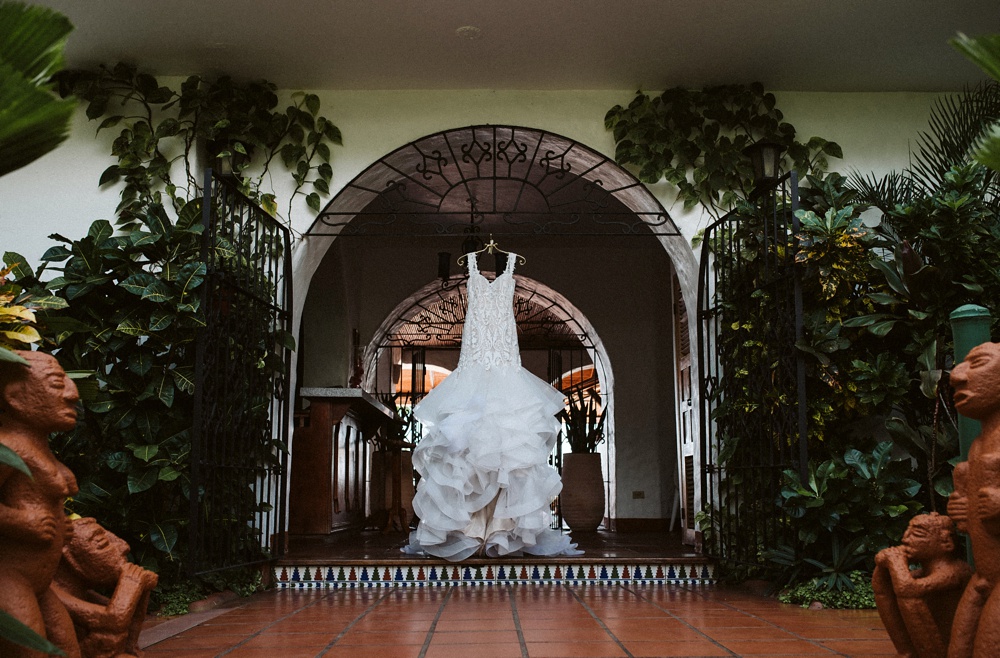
[873,512,972,658]
[947,341,1000,657]
[0,352,81,658]
[52,517,158,658]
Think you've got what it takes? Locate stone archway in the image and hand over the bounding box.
[290,124,701,537]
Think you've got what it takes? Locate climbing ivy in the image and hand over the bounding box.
[604,84,842,217]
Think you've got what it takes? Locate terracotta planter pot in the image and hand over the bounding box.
[560,452,605,532]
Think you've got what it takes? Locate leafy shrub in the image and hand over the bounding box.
[768,442,921,589]
[779,571,876,609]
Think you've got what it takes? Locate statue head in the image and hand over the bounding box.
[902,512,959,560]
[0,351,79,433]
[62,517,131,588]
[951,343,1000,421]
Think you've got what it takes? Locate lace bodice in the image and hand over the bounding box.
[457,252,521,371]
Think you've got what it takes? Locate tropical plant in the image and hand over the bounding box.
[0,1,75,177]
[605,84,842,217]
[34,206,209,579]
[779,571,876,609]
[558,390,606,453]
[55,62,341,225]
[768,442,922,590]
[951,33,1000,172]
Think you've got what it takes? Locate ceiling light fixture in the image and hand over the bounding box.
[455,25,482,40]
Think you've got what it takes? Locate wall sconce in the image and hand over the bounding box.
[743,140,786,186]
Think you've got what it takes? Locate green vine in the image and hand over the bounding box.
[55,63,341,226]
[604,84,842,217]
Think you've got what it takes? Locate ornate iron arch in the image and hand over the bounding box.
[306,125,681,237]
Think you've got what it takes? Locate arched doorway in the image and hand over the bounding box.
[292,124,699,543]
[362,273,617,527]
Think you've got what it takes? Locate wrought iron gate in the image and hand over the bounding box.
[189,171,293,575]
[697,171,808,568]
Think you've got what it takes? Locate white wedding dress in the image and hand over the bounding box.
[403,252,582,561]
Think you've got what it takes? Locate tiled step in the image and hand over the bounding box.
[274,559,715,588]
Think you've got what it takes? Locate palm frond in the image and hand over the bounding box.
[0,61,75,176]
[0,2,75,176]
[910,82,1000,193]
[952,32,1000,83]
[846,170,914,215]
[0,2,72,83]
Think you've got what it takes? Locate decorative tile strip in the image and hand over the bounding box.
[274,561,715,589]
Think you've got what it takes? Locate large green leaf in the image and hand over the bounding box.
[0,442,31,477]
[0,345,28,364]
[0,61,75,176]
[149,522,178,555]
[0,609,64,655]
[952,33,1000,83]
[0,3,75,176]
[0,2,72,83]
[127,467,158,493]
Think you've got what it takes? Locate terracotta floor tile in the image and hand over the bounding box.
[819,639,900,654]
[621,640,735,657]
[334,629,429,645]
[604,626,706,642]
[429,630,521,644]
[523,641,628,657]
[144,635,242,651]
[322,646,425,658]
[139,585,897,658]
[518,617,603,630]
[792,626,891,640]
[695,626,798,641]
[348,617,435,632]
[685,616,775,629]
[434,618,517,631]
[239,631,336,648]
[263,619,352,633]
[423,643,525,658]
[717,638,833,654]
[142,649,222,658]
[522,626,612,642]
[175,624,264,638]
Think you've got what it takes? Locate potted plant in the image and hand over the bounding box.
[558,390,606,532]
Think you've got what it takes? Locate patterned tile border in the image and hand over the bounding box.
[273,562,715,588]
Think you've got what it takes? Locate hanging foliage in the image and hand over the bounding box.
[55,63,342,225]
[605,84,842,216]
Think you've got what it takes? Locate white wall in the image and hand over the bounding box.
[3,89,938,267]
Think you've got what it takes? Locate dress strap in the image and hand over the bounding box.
[506,253,517,275]
[466,252,477,275]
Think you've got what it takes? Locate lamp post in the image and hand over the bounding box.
[743,140,786,193]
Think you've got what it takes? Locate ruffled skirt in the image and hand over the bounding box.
[402,363,582,561]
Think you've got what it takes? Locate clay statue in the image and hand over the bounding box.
[873,512,972,658]
[53,517,158,658]
[0,351,82,658]
[947,341,1000,657]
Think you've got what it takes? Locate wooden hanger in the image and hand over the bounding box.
[457,235,526,265]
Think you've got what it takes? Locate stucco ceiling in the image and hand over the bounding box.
[32,0,1000,92]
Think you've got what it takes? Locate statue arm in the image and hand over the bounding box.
[51,581,115,629]
[878,547,927,597]
[103,563,158,626]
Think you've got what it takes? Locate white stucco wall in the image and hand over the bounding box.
[2,90,940,268]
